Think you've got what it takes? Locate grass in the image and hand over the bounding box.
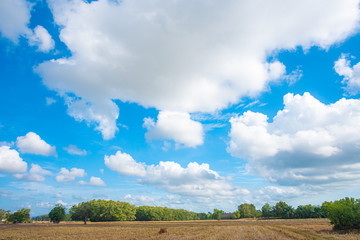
[1,218,360,239]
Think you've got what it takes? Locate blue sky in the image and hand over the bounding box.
[1,0,360,216]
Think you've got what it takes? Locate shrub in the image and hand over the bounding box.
[322,197,360,230]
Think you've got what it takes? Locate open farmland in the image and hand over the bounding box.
[1,219,360,240]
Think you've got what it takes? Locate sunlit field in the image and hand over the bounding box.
[1,219,360,240]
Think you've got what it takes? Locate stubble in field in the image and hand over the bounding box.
[1,219,360,240]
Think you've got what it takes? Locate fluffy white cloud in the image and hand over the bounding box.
[36,0,360,139]
[144,111,204,148]
[228,92,360,186]
[105,150,248,198]
[104,151,146,177]
[0,146,27,173]
[16,132,57,156]
[334,54,360,95]
[56,167,86,182]
[28,25,55,52]
[65,96,119,140]
[139,161,248,198]
[0,0,31,43]
[14,163,52,182]
[79,176,106,187]
[63,144,87,156]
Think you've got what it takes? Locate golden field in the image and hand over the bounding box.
[1,218,360,240]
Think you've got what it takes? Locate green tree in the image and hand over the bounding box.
[0,209,10,221]
[211,208,224,220]
[274,201,294,219]
[322,197,360,230]
[32,214,50,221]
[261,203,274,218]
[70,201,92,224]
[70,200,136,224]
[233,210,241,219]
[7,209,31,223]
[295,204,317,219]
[135,206,201,221]
[237,203,258,218]
[49,204,66,224]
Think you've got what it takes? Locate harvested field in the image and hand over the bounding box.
[0,218,360,240]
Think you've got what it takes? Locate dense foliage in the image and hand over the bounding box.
[3,197,360,231]
[6,208,31,223]
[32,214,50,221]
[233,203,258,218]
[135,206,208,221]
[49,204,66,223]
[260,202,324,219]
[211,208,224,220]
[0,209,10,221]
[322,197,360,230]
[70,199,136,224]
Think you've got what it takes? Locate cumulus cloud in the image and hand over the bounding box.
[0,0,31,43]
[334,54,360,95]
[104,151,146,177]
[56,167,86,182]
[63,144,87,156]
[64,96,119,140]
[0,146,27,173]
[16,132,57,156]
[14,163,52,182]
[78,176,106,187]
[228,92,360,186]
[28,25,55,52]
[105,150,248,198]
[35,0,360,139]
[144,111,204,148]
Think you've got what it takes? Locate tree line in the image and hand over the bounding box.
[1,197,360,230]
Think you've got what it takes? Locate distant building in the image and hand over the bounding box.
[220,213,234,220]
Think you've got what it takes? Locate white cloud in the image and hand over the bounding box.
[139,161,248,198]
[64,96,119,140]
[104,151,146,177]
[105,150,249,198]
[0,146,27,173]
[334,54,360,95]
[228,92,360,186]
[54,193,63,198]
[79,176,106,187]
[56,200,68,206]
[63,144,87,156]
[0,0,31,43]
[46,97,57,106]
[256,186,303,202]
[16,132,57,156]
[72,195,88,200]
[36,0,360,139]
[144,111,204,148]
[14,163,52,182]
[28,25,55,52]
[56,167,86,182]
[36,202,53,209]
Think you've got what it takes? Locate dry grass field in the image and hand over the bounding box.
[1,218,360,240]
